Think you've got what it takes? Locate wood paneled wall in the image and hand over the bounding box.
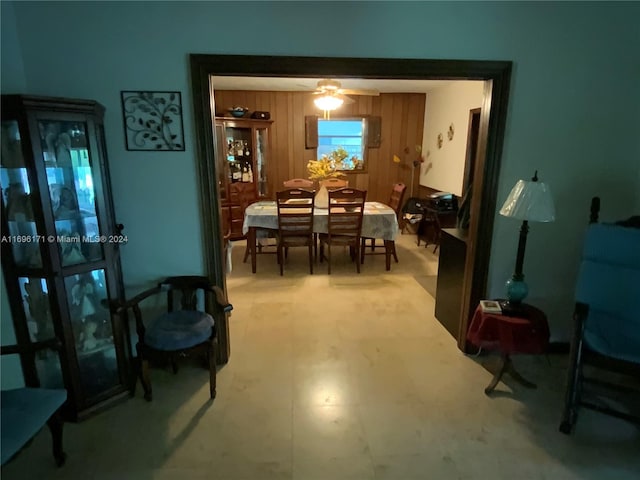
[213,90,425,203]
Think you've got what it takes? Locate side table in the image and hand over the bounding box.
[467,302,550,395]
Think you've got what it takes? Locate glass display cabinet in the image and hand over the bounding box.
[214,117,272,239]
[1,95,130,421]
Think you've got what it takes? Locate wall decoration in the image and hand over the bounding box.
[437,133,444,149]
[447,123,455,141]
[121,91,185,151]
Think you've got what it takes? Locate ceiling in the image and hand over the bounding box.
[211,76,459,93]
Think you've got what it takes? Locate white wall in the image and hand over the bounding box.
[1,2,638,372]
[420,81,484,196]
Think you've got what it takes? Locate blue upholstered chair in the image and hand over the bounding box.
[112,276,233,402]
[1,339,67,467]
[559,203,640,434]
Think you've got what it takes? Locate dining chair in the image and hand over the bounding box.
[276,188,315,275]
[361,182,406,267]
[320,178,349,190]
[283,178,314,189]
[319,187,367,274]
[230,183,276,263]
[110,276,233,401]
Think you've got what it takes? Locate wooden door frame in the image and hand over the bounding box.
[462,107,482,194]
[190,54,512,352]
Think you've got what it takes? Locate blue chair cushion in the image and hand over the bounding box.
[1,387,67,465]
[575,223,640,364]
[145,310,214,351]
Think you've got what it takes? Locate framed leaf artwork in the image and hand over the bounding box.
[120,91,185,151]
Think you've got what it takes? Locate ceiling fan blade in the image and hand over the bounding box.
[337,94,355,104]
[339,88,380,96]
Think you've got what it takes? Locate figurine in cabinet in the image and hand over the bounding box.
[4,183,33,221]
[44,124,72,167]
[50,184,79,220]
[23,280,54,343]
[1,121,24,168]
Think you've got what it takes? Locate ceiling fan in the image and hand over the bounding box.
[311,79,379,104]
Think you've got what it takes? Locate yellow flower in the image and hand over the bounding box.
[307,147,348,180]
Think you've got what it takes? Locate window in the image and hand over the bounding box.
[317,119,365,171]
[305,115,380,172]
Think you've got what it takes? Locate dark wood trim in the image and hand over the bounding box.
[189,54,512,354]
[462,107,481,193]
[457,75,512,352]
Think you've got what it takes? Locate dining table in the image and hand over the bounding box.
[242,201,400,273]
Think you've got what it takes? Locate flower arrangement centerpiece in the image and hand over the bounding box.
[307,147,348,208]
[307,146,349,181]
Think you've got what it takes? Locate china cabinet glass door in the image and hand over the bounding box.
[1,95,129,420]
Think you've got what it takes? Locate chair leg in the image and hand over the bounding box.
[392,241,398,263]
[560,304,588,434]
[360,238,366,264]
[278,244,284,276]
[170,354,179,374]
[208,338,217,399]
[314,233,318,262]
[46,409,66,467]
[243,242,250,263]
[136,343,153,401]
[308,243,314,274]
[327,244,332,274]
[355,243,361,274]
[370,238,376,252]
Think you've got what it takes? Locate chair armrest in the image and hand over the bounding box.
[206,285,234,314]
[109,285,163,315]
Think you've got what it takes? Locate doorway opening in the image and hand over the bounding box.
[190,54,512,356]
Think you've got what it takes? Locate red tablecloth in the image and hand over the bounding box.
[467,303,550,354]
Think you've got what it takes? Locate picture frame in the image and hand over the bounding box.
[120,91,185,151]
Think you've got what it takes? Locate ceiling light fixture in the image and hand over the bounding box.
[314,93,343,119]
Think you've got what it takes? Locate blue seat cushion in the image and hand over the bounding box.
[145,310,214,351]
[1,387,67,465]
[575,223,640,364]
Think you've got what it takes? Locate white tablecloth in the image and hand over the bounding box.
[243,201,399,241]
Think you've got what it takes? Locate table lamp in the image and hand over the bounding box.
[499,171,555,312]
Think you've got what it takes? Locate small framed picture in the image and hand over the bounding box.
[480,300,502,314]
[120,91,185,151]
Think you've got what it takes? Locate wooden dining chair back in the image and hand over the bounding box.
[283,178,314,189]
[276,188,315,275]
[388,182,407,217]
[320,178,349,190]
[230,182,276,263]
[361,182,406,269]
[319,188,367,274]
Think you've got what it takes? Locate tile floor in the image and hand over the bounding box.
[2,233,639,479]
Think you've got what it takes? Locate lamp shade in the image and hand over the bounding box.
[499,178,556,222]
[314,94,343,111]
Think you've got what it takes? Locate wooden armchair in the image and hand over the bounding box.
[276,188,315,275]
[559,198,640,433]
[1,338,67,467]
[319,188,367,274]
[110,276,233,402]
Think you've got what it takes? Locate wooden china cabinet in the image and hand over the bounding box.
[214,116,272,240]
[0,95,130,421]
